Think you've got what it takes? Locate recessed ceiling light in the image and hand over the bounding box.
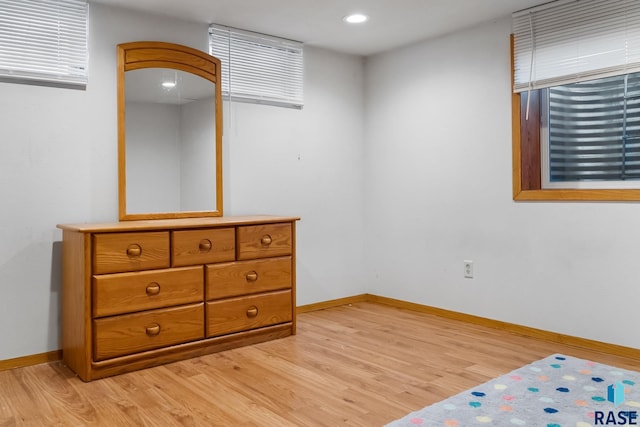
[343,13,368,24]
[162,81,176,88]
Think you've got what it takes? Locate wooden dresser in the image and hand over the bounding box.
[57,215,298,381]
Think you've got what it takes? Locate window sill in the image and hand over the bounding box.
[513,188,640,202]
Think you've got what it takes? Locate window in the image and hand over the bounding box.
[0,0,88,88]
[209,24,304,108]
[511,0,640,200]
[541,72,640,188]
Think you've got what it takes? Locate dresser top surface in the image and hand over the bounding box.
[57,215,300,233]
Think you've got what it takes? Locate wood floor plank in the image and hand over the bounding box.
[0,302,638,426]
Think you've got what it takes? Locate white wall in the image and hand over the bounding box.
[3,3,635,362]
[364,17,640,350]
[0,4,366,360]
[223,46,367,305]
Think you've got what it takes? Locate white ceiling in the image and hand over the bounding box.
[91,0,551,56]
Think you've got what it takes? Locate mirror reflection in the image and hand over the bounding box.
[124,68,217,214]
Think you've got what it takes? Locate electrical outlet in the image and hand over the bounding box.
[464,260,474,279]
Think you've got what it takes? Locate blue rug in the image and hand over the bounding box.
[386,354,639,427]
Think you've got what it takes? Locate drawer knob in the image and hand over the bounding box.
[246,271,258,282]
[146,282,161,296]
[146,323,161,336]
[199,239,212,252]
[246,306,259,318]
[126,244,142,257]
[261,235,272,246]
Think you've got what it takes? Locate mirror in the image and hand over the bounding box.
[117,42,223,220]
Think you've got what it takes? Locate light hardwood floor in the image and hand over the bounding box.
[1,302,638,426]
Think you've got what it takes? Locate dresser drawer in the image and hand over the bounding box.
[93,232,170,274]
[237,223,292,260]
[206,257,291,300]
[172,228,235,267]
[93,266,203,318]
[206,290,292,337]
[93,303,204,361]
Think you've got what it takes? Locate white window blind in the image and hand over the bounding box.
[209,24,304,108]
[0,0,88,88]
[512,0,640,93]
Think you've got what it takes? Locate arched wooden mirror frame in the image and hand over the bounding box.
[117,41,223,220]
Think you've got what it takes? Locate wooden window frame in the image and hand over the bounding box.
[511,35,640,201]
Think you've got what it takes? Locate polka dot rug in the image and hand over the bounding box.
[385,354,639,427]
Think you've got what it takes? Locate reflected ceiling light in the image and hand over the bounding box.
[343,13,368,24]
[162,81,176,88]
